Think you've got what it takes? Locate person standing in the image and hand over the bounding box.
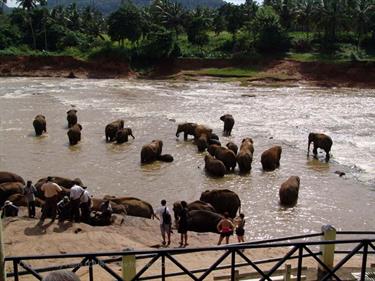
[154,199,172,246]
[23,180,37,218]
[69,182,85,222]
[217,212,235,245]
[177,201,189,247]
[40,177,62,223]
[80,188,91,223]
[234,213,246,243]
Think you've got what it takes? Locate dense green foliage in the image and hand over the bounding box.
[1,0,375,63]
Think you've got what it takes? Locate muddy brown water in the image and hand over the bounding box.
[0,77,374,241]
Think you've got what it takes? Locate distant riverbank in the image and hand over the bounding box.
[1,56,375,88]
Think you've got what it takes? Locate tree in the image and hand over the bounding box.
[107,3,142,45]
[249,6,290,53]
[16,0,40,49]
[294,0,316,39]
[150,0,187,38]
[1,0,7,15]
[186,8,211,47]
[218,3,243,39]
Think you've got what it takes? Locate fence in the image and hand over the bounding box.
[3,226,375,281]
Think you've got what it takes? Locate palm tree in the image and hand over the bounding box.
[1,0,8,14]
[315,0,346,43]
[294,0,316,39]
[17,0,40,49]
[349,0,375,49]
[151,0,187,39]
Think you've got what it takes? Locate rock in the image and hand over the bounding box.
[334,171,346,177]
[67,71,77,79]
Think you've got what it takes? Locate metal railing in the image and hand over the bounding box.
[4,229,375,281]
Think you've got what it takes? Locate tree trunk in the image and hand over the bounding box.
[28,15,37,49]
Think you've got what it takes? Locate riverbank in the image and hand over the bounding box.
[1,55,375,88]
[3,209,374,281]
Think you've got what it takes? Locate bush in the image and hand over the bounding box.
[89,43,130,62]
[0,15,20,49]
[291,38,312,52]
[136,27,181,61]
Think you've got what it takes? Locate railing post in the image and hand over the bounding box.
[0,218,6,281]
[317,225,336,280]
[88,257,94,281]
[283,264,291,281]
[161,253,165,281]
[122,248,136,281]
[231,250,236,281]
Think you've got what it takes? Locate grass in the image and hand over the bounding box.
[193,67,260,77]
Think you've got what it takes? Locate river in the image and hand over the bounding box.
[0,77,374,240]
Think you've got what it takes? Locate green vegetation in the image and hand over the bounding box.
[1,0,375,70]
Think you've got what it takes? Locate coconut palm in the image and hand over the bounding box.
[17,0,40,49]
[150,0,187,38]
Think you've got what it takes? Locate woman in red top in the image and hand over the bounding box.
[217,212,235,245]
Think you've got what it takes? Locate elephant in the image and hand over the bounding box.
[210,133,219,140]
[140,140,163,164]
[204,155,226,178]
[279,176,300,207]
[33,114,47,136]
[6,193,44,207]
[35,176,83,198]
[208,139,221,146]
[194,125,212,152]
[308,133,333,162]
[0,182,24,206]
[67,109,78,128]
[261,145,282,171]
[226,142,238,155]
[67,123,82,145]
[93,196,154,219]
[200,189,241,218]
[105,120,124,142]
[90,198,126,215]
[176,123,197,140]
[208,144,236,172]
[177,209,223,233]
[236,138,254,173]
[220,114,235,136]
[0,171,25,185]
[173,200,216,221]
[157,154,174,162]
[116,127,135,144]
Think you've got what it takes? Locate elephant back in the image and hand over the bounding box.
[103,196,154,219]
[200,189,240,218]
[0,171,25,185]
[187,200,216,213]
[35,176,82,197]
[187,210,223,233]
[0,182,24,206]
[279,176,300,206]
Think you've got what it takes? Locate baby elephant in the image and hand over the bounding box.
[67,109,78,128]
[106,119,124,142]
[33,114,47,136]
[204,154,226,178]
[220,114,235,136]
[236,138,254,173]
[307,132,333,162]
[67,124,82,145]
[261,145,282,171]
[116,128,135,144]
[279,176,300,206]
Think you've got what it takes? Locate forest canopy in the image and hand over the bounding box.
[1,0,375,63]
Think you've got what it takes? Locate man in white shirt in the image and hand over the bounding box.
[154,199,172,246]
[40,177,63,223]
[70,183,84,222]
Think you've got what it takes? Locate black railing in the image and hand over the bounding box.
[4,230,375,281]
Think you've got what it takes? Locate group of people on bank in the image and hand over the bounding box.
[154,199,246,247]
[1,177,113,226]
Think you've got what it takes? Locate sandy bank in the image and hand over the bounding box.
[2,209,374,280]
[1,56,375,88]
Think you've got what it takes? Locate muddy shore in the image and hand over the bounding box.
[1,55,375,88]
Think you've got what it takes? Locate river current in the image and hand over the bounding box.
[0,77,374,240]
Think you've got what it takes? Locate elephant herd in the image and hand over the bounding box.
[174,117,333,208]
[30,110,333,218]
[0,171,246,233]
[32,110,135,146]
